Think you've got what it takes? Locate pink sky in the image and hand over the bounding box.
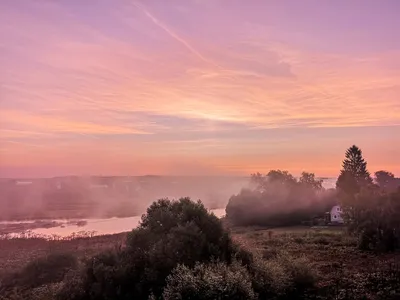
[1,0,399,178]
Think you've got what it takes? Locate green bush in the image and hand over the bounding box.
[250,259,291,298]
[280,255,317,292]
[249,254,317,299]
[56,268,85,300]
[58,198,248,300]
[163,262,256,300]
[343,189,400,252]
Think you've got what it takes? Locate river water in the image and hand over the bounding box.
[3,208,226,237]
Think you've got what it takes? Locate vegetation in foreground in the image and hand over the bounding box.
[0,145,399,299]
[0,221,400,300]
[1,202,400,300]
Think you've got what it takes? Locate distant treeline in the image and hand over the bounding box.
[226,145,400,251]
[226,171,337,227]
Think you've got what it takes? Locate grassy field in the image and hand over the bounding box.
[1,226,399,299]
[0,233,126,276]
[232,226,400,299]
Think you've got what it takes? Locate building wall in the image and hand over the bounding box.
[330,205,344,223]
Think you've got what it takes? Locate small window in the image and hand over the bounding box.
[333,215,337,219]
[337,207,340,212]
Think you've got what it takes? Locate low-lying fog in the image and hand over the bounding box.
[0,176,249,221]
[0,176,336,236]
[0,208,227,237]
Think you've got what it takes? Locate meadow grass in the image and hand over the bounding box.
[1,226,399,299]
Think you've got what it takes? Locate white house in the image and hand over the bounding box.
[330,205,344,224]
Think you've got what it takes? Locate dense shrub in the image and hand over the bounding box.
[162,254,317,300]
[250,258,291,298]
[58,198,247,300]
[250,254,317,299]
[344,189,400,251]
[163,262,256,300]
[226,171,336,227]
[0,285,60,300]
[1,252,77,291]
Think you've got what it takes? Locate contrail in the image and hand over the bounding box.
[133,1,221,69]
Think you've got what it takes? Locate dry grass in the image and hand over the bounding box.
[233,226,400,299]
[0,232,126,276]
[1,227,400,299]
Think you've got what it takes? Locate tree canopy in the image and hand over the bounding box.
[336,145,373,196]
[57,198,251,300]
[336,146,400,251]
[375,170,400,192]
[227,170,336,227]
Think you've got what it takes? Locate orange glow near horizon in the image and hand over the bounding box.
[1,1,399,178]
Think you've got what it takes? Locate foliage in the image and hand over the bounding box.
[57,198,246,300]
[375,170,400,192]
[55,198,321,300]
[163,262,256,300]
[1,253,77,291]
[337,146,400,252]
[0,284,61,300]
[298,172,323,191]
[350,189,400,251]
[336,145,373,196]
[3,221,400,300]
[163,253,317,300]
[250,254,317,299]
[226,170,335,227]
[242,227,400,300]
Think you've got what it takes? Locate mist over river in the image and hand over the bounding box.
[1,208,226,237]
[0,178,336,237]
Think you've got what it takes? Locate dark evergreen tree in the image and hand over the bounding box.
[336,145,372,195]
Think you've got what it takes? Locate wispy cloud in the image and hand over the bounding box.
[132,1,219,68]
[1,0,399,176]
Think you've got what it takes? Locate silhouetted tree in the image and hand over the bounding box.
[250,172,266,192]
[227,170,334,227]
[250,170,297,194]
[336,145,373,196]
[375,170,399,192]
[267,170,297,187]
[336,147,400,251]
[299,172,323,191]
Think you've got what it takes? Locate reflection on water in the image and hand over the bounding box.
[30,208,226,237]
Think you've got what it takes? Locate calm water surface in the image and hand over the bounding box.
[29,208,226,237]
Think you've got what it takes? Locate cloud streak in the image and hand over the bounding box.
[132,1,219,68]
[0,0,399,177]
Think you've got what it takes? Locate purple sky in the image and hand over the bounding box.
[1,0,399,177]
